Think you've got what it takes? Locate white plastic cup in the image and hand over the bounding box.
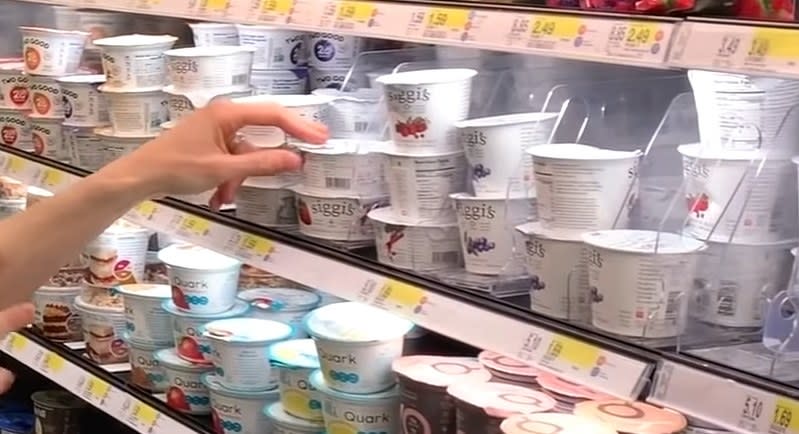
[0,62,30,110]
[125,335,170,392]
[293,184,388,241]
[101,88,168,136]
[93,34,178,91]
[307,33,362,68]
[188,22,239,47]
[163,299,249,365]
[251,68,308,95]
[64,125,103,169]
[33,285,83,342]
[73,295,129,364]
[310,371,400,434]
[269,339,322,422]
[204,374,279,433]
[155,348,214,415]
[83,220,150,288]
[235,24,306,69]
[455,112,559,198]
[163,85,252,121]
[308,67,351,91]
[116,283,172,346]
[312,88,386,139]
[29,116,67,160]
[164,46,254,92]
[235,176,298,228]
[52,8,131,49]
[233,94,332,147]
[57,74,108,126]
[20,26,88,76]
[92,126,154,167]
[299,139,388,197]
[28,75,63,118]
[265,401,325,434]
[377,69,477,153]
[0,108,31,149]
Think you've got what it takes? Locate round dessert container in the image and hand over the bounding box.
[188,22,239,47]
[304,302,414,394]
[29,116,66,160]
[447,382,557,434]
[477,351,539,385]
[535,373,613,403]
[204,374,280,434]
[31,390,85,434]
[299,139,388,197]
[28,75,63,118]
[164,46,254,92]
[101,87,168,136]
[0,108,31,149]
[20,27,88,76]
[33,283,83,342]
[83,220,150,288]
[116,283,172,345]
[235,24,306,69]
[155,348,214,415]
[269,339,322,421]
[310,370,400,434]
[163,85,252,121]
[0,62,30,110]
[251,68,308,95]
[57,74,108,126]
[64,125,103,170]
[93,127,155,167]
[500,413,618,434]
[293,184,388,242]
[311,88,386,139]
[307,33,362,68]
[573,400,687,434]
[265,402,326,434]
[308,67,350,91]
[235,176,299,228]
[163,299,249,365]
[124,332,170,392]
[237,288,321,338]
[232,94,332,147]
[93,34,178,91]
[73,294,128,364]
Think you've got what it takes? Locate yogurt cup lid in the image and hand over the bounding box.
[203,318,292,343]
[57,74,105,85]
[155,348,214,372]
[158,243,241,271]
[237,287,321,312]
[189,22,237,29]
[447,382,557,418]
[477,351,540,377]
[19,26,89,37]
[582,230,706,255]
[526,143,641,161]
[679,143,785,161]
[93,126,158,140]
[291,183,386,201]
[201,373,281,399]
[454,112,559,129]
[73,293,123,314]
[304,302,414,342]
[101,219,150,235]
[500,413,618,434]
[309,369,399,402]
[0,62,25,72]
[233,94,333,107]
[515,222,583,242]
[368,206,458,228]
[449,192,532,203]
[573,400,687,434]
[241,175,298,189]
[375,68,477,85]
[264,402,326,430]
[392,356,492,387]
[97,85,165,95]
[378,144,463,158]
[115,283,171,299]
[93,34,177,47]
[165,46,255,57]
[122,331,171,350]
[0,411,34,434]
[297,139,389,155]
[269,339,319,369]
[312,88,382,103]
[535,373,613,400]
[162,298,249,319]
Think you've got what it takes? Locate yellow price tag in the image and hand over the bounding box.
[426,7,469,30]
[205,0,228,10]
[131,401,159,427]
[43,352,65,373]
[377,279,426,313]
[262,0,293,14]
[238,233,274,257]
[6,333,27,352]
[530,15,581,39]
[6,156,24,174]
[337,1,374,22]
[86,376,110,401]
[134,201,157,220]
[773,397,799,433]
[179,215,210,236]
[624,22,658,45]
[42,168,63,187]
[545,335,601,370]
[750,28,799,60]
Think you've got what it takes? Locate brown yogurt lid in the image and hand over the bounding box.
[478,350,540,378]
[501,413,618,434]
[392,356,492,387]
[447,382,557,418]
[574,400,687,434]
[536,373,613,401]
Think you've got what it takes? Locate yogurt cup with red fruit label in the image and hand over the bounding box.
[477,351,540,385]
[203,373,280,434]
[0,62,30,110]
[57,74,108,127]
[574,400,686,434]
[158,243,242,314]
[310,370,400,434]
[163,85,252,121]
[237,288,321,338]
[232,94,332,147]
[447,382,557,434]
[101,87,168,136]
[93,34,178,92]
[501,413,619,434]
[0,108,31,149]
[293,184,389,242]
[235,25,306,70]
[304,302,414,394]
[123,332,170,392]
[73,293,129,364]
[20,27,89,76]
[164,46,254,92]
[163,299,249,365]
[269,339,323,422]
[203,317,292,391]
[265,402,326,434]
[28,75,63,118]
[155,348,214,415]
[298,140,389,198]
[84,220,150,288]
[116,283,172,346]
[28,116,67,160]
[188,23,239,47]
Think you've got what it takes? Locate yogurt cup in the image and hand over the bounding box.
[235,25,306,69]
[20,27,88,76]
[0,62,30,109]
[101,87,168,136]
[93,34,178,91]
[307,33,362,68]
[582,230,707,338]
[233,94,331,147]
[116,283,172,345]
[299,139,388,197]
[451,193,533,275]
[455,113,559,198]
[93,127,154,167]
[304,302,414,394]
[573,400,686,434]
[310,370,400,433]
[293,185,388,242]
[124,333,170,392]
[308,67,351,91]
[269,339,322,421]
[31,390,85,434]
[155,348,214,415]
[203,373,280,434]
[377,68,477,153]
[27,185,53,208]
[477,351,539,384]
[237,288,321,338]
[0,108,31,148]
[515,222,590,321]
[368,206,462,271]
[64,125,103,170]
[500,413,618,434]
[203,317,292,391]
[527,144,641,238]
[163,85,252,121]
[28,75,63,118]
[163,299,249,365]
[52,8,130,47]
[447,382,557,434]
[235,176,299,228]
[57,74,108,126]
[251,68,308,95]
[73,294,128,364]
[84,220,150,288]
[158,243,242,314]
[33,285,83,342]
[393,356,493,434]
[382,148,467,222]
[164,46,254,92]
[0,177,26,200]
[29,116,67,160]
[535,373,612,402]
[312,88,386,139]
[188,22,239,47]
[265,402,325,434]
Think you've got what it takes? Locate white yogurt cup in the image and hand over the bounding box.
[304,302,413,394]
[28,75,63,118]
[265,402,325,434]
[528,144,641,238]
[29,116,67,160]
[159,244,242,314]
[20,27,88,76]
[73,294,128,364]
[164,46,254,92]
[33,285,83,342]
[583,230,707,338]
[124,333,170,392]
[269,339,322,422]
[101,87,168,136]
[308,68,350,91]
[235,176,299,228]
[188,22,239,47]
[299,139,388,197]
[93,127,154,167]
[116,283,172,346]
[53,9,130,49]
[307,33,362,68]
[203,373,279,434]
[84,220,150,288]
[163,85,252,121]
[455,113,559,198]
[0,108,31,149]
[94,34,178,91]
[57,74,108,126]
[312,88,386,139]
[251,69,308,95]
[64,125,100,169]
[164,299,249,365]
[377,69,477,153]
[310,370,399,433]
[293,185,388,241]
[155,348,214,415]
[235,25,306,69]
[237,288,321,338]
[233,94,331,147]
[204,317,292,391]
[515,222,589,321]
[0,62,30,110]
[368,206,462,271]
[381,147,467,222]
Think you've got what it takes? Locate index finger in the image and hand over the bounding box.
[209,100,328,145]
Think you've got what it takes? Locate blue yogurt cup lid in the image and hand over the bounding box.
[237,287,321,312]
[269,339,319,369]
[201,373,280,400]
[264,402,325,431]
[310,370,398,403]
[203,318,292,343]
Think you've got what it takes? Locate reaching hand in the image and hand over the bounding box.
[0,304,35,394]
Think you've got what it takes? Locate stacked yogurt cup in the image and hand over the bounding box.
[307,33,363,91]
[50,8,130,75]
[0,60,34,152]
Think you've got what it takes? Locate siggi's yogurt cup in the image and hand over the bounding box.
[163,85,252,121]
[164,46,255,92]
[393,356,492,434]
[116,283,172,345]
[312,88,386,139]
[164,299,249,364]
[158,244,242,314]
[74,294,128,364]
[310,370,400,433]
[233,94,332,147]
[188,22,239,47]
[84,220,150,288]
[573,400,686,434]
[308,67,351,91]
[203,318,292,391]
[33,284,83,342]
[307,33,362,68]
[203,373,280,434]
[251,68,308,95]
[124,333,170,392]
[28,75,63,118]
[377,68,477,153]
[515,222,590,321]
[447,382,556,434]
[583,230,707,338]
[155,348,214,415]
[0,62,29,109]
[235,176,299,228]
[29,116,67,160]
[266,403,325,434]
[20,27,89,76]
[101,87,168,136]
[93,34,178,91]
[500,413,618,434]
[299,139,388,197]
[0,108,31,148]
[368,206,462,271]
[269,339,323,421]
[57,74,108,126]
[237,288,321,338]
[64,125,102,170]
[477,351,539,385]
[455,113,559,198]
[293,185,388,241]
[93,127,155,167]
[304,302,414,394]
[235,25,306,69]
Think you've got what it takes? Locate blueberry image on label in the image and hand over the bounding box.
[314,39,336,63]
[464,233,495,256]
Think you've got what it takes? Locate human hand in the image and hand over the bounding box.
[0,304,35,394]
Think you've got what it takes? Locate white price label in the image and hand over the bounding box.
[606,21,670,64]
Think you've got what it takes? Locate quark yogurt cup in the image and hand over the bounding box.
[93,34,178,91]
[304,301,414,394]
[237,288,321,338]
[188,22,239,47]
[0,62,30,110]
[84,219,150,288]
[233,94,332,147]
[57,74,108,126]
[293,184,388,242]
[310,370,400,434]
[124,332,170,392]
[0,108,31,148]
[203,373,280,434]
[235,176,299,228]
[73,294,128,364]
[29,116,67,160]
[163,85,252,121]
[573,400,686,434]
[116,283,172,345]
[20,27,88,76]
[101,87,168,136]
[447,382,557,434]
[164,298,249,365]
[155,348,214,415]
[269,339,323,421]
[307,33,362,68]
[501,413,618,434]
[164,46,254,92]
[265,402,326,434]
[28,75,63,118]
[298,139,388,197]
[235,25,306,69]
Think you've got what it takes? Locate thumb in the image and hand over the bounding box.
[0,303,33,337]
[217,148,303,179]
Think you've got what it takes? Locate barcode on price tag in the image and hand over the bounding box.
[374,279,427,315]
[543,334,601,370]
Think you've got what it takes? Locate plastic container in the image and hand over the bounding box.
[0,108,31,149]
[159,244,242,314]
[83,219,150,288]
[312,88,386,139]
[57,74,108,126]
[64,125,103,170]
[28,75,63,118]
[234,176,299,228]
[29,116,67,160]
[124,333,170,392]
[203,373,279,434]
[164,46,254,92]
[447,382,556,434]
[501,413,618,434]
[573,400,687,434]
[188,22,239,47]
[310,370,400,433]
[31,390,85,434]
[116,283,172,345]
[232,94,332,147]
[93,126,154,167]
[203,317,292,391]
[293,184,387,242]
[237,288,321,338]
[155,348,214,415]
[20,27,88,76]
[93,34,178,91]
[33,284,83,342]
[304,302,414,394]
[101,87,168,136]
[299,139,388,197]
[0,62,30,110]
[163,85,252,121]
[73,294,128,364]
[251,68,308,95]
[307,33,362,68]
[163,299,249,365]
[235,25,306,69]
[269,339,322,421]
[265,402,326,434]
